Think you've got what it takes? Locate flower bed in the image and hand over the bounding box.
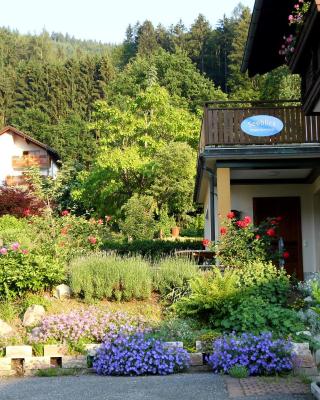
[93,333,190,376]
[29,308,148,345]
[208,332,294,376]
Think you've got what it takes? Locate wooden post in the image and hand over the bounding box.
[216,168,231,229]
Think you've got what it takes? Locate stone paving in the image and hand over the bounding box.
[225,376,312,398]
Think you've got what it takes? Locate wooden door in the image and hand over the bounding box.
[253,197,303,280]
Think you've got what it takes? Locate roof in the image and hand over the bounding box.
[0,126,59,161]
[241,0,294,76]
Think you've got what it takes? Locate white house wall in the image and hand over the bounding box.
[0,131,56,184]
[231,184,316,277]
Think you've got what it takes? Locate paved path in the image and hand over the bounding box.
[0,373,314,400]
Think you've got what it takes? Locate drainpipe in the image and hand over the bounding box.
[205,167,216,242]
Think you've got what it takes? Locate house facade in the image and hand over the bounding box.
[195,101,320,280]
[0,126,59,186]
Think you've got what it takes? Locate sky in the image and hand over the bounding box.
[0,0,255,44]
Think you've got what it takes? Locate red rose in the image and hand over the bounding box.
[266,228,276,237]
[98,218,103,225]
[88,236,97,245]
[255,234,261,240]
[202,239,210,247]
[283,251,290,259]
[227,211,235,219]
[220,227,228,235]
[243,216,252,224]
[23,208,31,217]
[61,210,70,217]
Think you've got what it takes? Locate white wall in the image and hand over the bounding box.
[231,184,316,276]
[0,130,56,184]
[203,180,211,241]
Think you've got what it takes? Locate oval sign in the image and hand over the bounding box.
[241,115,284,137]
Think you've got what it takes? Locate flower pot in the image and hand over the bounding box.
[171,226,180,238]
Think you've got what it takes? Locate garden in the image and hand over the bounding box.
[1,183,320,379]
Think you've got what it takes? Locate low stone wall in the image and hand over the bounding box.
[0,343,205,377]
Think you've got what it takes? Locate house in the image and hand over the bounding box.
[194,0,320,280]
[242,0,320,115]
[0,126,59,186]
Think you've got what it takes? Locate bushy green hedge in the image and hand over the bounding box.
[103,239,202,260]
[69,254,152,301]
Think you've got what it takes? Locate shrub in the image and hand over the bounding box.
[93,333,190,376]
[218,296,304,336]
[0,215,31,247]
[0,244,65,299]
[29,307,148,344]
[236,261,290,305]
[174,268,240,321]
[69,254,152,301]
[103,239,202,260]
[153,257,198,303]
[208,332,294,376]
[120,194,157,240]
[213,214,287,266]
[0,186,46,217]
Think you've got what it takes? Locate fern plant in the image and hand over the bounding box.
[174,268,240,320]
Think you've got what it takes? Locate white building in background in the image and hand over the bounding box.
[0,126,59,185]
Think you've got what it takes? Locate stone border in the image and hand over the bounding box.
[0,343,203,377]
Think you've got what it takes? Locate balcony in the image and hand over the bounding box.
[5,176,27,186]
[12,155,50,169]
[199,101,320,152]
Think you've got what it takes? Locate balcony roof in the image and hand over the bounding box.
[0,126,59,161]
[242,0,293,76]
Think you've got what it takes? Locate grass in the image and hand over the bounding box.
[35,368,81,377]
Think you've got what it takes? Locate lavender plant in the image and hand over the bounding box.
[29,307,149,344]
[207,332,294,376]
[93,332,190,376]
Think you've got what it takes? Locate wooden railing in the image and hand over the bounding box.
[200,101,320,151]
[12,155,50,169]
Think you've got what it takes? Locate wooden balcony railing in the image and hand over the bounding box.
[200,101,320,151]
[12,155,50,169]
[5,176,27,186]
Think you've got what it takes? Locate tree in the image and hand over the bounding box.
[149,142,196,219]
[187,14,211,74]
[119,194,157,240]
[136,21,159,56]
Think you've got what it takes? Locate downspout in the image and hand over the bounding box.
[205,167,216,242]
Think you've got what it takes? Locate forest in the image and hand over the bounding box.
[0,4,301,235]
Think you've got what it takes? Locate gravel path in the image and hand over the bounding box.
[0,373,314,400]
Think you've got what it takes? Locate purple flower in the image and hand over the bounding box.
[93,333,190,376]
[0,247,8,255]
[207,332,294,376]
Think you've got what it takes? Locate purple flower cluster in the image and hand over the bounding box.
[93,333,190,376]
[208,332,294,376]
[29,307,148,344]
